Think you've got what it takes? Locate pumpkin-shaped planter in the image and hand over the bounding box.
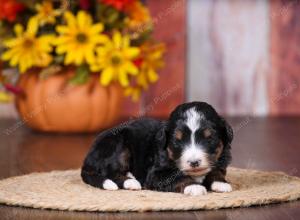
[15,68,123,133]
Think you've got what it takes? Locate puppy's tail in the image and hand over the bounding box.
[81,167,105,188]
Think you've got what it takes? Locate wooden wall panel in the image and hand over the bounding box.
[269,0,300,116]
[187,0,270,116]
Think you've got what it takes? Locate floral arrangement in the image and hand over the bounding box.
[0,0,165,102]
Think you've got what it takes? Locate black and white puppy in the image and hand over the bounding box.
[81,102,233,196]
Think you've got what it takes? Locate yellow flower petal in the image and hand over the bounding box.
[122,35,130,48]
[64,51,76,65]
[91,35,109,44]
[113,32,122,49]
[3,38,21,48]
[9,52,21,66]
[124,61,138,75]
[100,67,114,86]
[74,51,84,65]
[118,69,129,87]
[77,11,92,29]
[147,68,159,82]
[14,24,23,36]
[56,26,72,34]
[27,17,39,36]
[19,60,28,73]
[125,87,141,102]
[85,49,95,64]
[64,11,77,28]
[90,24,104,34]
[91,63,101,72]
[124,47,140,59]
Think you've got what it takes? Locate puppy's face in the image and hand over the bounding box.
[167,103,232,177]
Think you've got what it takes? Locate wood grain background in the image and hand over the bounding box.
[188,0,300,116]
[188,0,270,116]
[269,0,300,116]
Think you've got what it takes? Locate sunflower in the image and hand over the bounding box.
[54,11,108,66]
[124,43,165,101]
[1,17,54,73]
[137,42,165,89]
[35,1,62,26]
[91,31,140,87]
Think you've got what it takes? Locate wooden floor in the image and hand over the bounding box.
[0,117,299,220]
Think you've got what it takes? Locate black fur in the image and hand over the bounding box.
[81,102,233,193]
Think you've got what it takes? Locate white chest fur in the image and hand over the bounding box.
[193,175,206,184]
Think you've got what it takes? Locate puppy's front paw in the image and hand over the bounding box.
[103,179,119,190]
[184,184,207,196]
[123,179,142,190]
[211,181,232,193]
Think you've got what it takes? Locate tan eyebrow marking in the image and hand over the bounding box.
[167,147,174,160]
[175,130,183,140]
[203,129,212,138]
[215,142,224,159]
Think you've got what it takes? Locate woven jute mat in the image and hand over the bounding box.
[0,167,299,212]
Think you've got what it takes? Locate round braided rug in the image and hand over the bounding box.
[0,167,300,212]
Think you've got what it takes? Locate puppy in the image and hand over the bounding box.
[81,102,233,196]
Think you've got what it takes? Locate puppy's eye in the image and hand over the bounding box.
[203,129,212,138]
[175,130,183,140]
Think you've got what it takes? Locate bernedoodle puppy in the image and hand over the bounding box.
[81,101,233,196]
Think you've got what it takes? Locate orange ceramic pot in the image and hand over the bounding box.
[15,68,123,133]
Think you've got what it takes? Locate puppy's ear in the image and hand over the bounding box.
[219,117,233,146]
[154,122,169,167]
[155,123,168,148]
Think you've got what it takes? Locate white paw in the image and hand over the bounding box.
[184,184,207,196]
[211,181,232,193]
[103,179,118,190]
[123,179,142,190]
[126,172,136,179]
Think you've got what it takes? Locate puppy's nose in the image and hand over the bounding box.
[189,160,201,168]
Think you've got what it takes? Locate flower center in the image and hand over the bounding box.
[23,38,34,48]
[111,55,122,66]
[76,33,88,43]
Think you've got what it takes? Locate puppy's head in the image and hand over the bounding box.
[165,102,233,176]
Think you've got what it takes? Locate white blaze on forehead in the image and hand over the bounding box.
[179,108,209,171]
[185,107,203,133]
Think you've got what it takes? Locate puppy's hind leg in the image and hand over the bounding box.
[81,169,119,191]
[112,172,142,190]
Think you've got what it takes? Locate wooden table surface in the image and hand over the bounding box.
[0,117,299,220]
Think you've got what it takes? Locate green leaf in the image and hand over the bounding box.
[39,65,62,80]
[95,4,126,30]
[69,65,90,85]
[54,55,65,64]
